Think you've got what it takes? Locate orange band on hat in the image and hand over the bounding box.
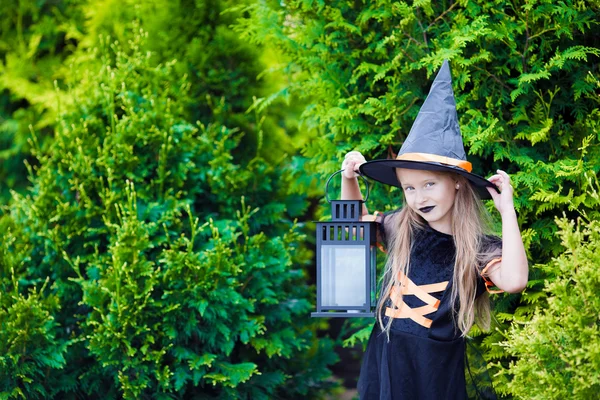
[396,152,473,172]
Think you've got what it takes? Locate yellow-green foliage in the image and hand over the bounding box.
[0,0,85,200]
[498,216,600,399]
[0,7,335,400]
[0,0,298,202]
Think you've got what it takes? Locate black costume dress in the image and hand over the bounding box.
[357,216,501,400]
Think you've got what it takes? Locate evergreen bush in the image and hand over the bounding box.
[0,0,86,201]
[236,0,600,396]
[499,214,600,399]
[0,20,334,400]
[0,0,300,201]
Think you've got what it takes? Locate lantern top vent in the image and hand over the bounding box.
[330,200,362,221]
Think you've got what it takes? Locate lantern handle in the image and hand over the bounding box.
[325,169,370,204]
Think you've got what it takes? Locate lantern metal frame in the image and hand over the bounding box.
[311,170,377,318]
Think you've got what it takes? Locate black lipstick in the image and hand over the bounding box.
[419,206,435,213]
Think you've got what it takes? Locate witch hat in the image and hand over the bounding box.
[359,60,498,199]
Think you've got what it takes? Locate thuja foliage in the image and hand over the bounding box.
[499,213,600,399]
[0,27,335,399]
[0,0,299,203]
[237,0,600,252]
[0,0,86,201]
[236,0,600,396]
[0,274,66,399]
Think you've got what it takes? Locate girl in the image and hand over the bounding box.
[340,61,528,399]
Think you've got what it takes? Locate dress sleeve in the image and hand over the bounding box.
[375,209,401,253]
[476,235,504,297]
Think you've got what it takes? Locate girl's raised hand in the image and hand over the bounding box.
[486,170,515,215]
[341,151,367,179]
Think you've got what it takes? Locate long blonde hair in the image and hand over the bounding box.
[376,172,495,338]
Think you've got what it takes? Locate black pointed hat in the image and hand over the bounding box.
[359,60,498,199]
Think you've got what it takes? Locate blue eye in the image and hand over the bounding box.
[425,182,435,187]
[404,186,414,191]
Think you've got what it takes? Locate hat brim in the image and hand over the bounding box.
[359,159,498,200]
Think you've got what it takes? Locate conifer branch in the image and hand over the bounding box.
[402,31,422,47]
[472,65,512,91]
[529,28,557,41]
[522,11,530,73]
[399,98,418,118]
[415,9,428,47]
[387,145,397,159]
[399,47,417,63]
[426,2,458,31]
[326,67,352,97]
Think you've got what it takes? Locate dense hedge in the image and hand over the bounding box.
[0,1,335,398]
[500,214,600,399]
[236,0,600,396]
[0,0,86,201]
[0,0,300,203]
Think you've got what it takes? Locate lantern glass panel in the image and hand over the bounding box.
[321,245,366,307]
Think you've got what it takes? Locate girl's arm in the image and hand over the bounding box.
[485,170,529,293]
[341,151,369,216]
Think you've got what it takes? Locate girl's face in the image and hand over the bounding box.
[395,168,458,234]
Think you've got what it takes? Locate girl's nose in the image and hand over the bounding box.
[415,190,427,204]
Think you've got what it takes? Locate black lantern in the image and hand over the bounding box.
[312,170,377,318]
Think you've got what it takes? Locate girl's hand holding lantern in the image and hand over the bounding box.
[342,151,367,179]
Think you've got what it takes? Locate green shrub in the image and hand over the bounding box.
[0,274,67,399]
[0,0,299,202]
[236,0,600,396]
[499,214,600,399]
[0,0,86,201]
[0,25,334,398]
